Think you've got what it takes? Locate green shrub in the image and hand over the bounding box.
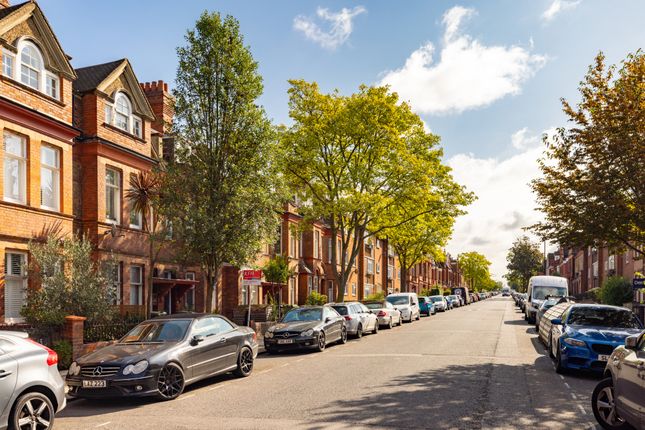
[52,340,72,370]
[364,292,385,301]
[600,276,632,306]
[419,289,433,297]
[305,291,328,305]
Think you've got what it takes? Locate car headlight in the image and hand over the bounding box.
[69,361,80,376]
[563,338,586,348]
[302,329,314,337]
[123,360,149,375]
[265,331,274,338]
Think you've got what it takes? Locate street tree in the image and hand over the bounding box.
[164,12,282,312]
[531,51,645,256]
[458,252,492,292]
[281,81,473,301]
[505,235,543,292]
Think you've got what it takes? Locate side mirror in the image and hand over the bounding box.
[625,334,640,350]
[325,317,332,323]
[369,310,374,314]
[550,318,562,325]
[191,334,204,346]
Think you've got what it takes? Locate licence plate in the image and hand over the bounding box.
[82,380,107,388]
[598,354,610,362]
[277,339,294,344]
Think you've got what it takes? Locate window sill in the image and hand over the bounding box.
[40,205,60,213]
[0,75,65,106]
[103,123,146,143]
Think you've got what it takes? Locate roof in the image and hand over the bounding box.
[0,1,29,20]
[74,59,125,93]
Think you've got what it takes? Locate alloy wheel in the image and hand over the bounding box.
[388,318,393,329]
[356,325,363,338]
[316,332,326,351]
[157,363,185,400]
[14,393,53,430]
[592,379,627,429]
[235,347,254,377]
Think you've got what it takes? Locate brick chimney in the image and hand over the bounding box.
[140,80,174,160]
[0,1,11,9]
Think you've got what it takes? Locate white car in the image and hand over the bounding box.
[429,295,448,312]
[386,293,420,323]
[362,300,402,328]
[329,302,379,338]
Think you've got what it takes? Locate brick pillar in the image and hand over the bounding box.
[64,315,86,360]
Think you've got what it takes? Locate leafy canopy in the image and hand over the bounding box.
[458,252,493,291]
[505,235,543,292]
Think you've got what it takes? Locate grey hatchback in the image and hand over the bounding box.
[0,331,66,430]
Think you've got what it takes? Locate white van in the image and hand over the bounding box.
[525,275,568,324]
[386,293,420,323]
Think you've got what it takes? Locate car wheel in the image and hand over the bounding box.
[555,341,567,374]
[592,377,631,430]
[316,331,326,352]
[547,334,555,359]
[11,391,55,430]
[387,318,393,329]
[234,346,254,377]
[356,324,363,338]
[157,363,185,401]
[416,312,420,321]
[337,326,348,344]
[373,321,379,334]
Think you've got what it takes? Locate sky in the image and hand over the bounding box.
[36,0,645,281]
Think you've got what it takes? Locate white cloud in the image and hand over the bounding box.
[293,6,366,50]
[446,131,551,281]
[542,0,581,22]
[380,6,546,115]
[511,127,539,150]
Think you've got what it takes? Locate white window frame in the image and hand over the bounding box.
[3,131,27,204]
[45,72,59,99]
[105,168,121,224]
[19,40,42,90]
[4,251,27,323]
[133,116,142,138]
[327,238,332,263]
[2,49,14,78]
[106,92,142,137]
[366,257,374,275]
[314,230,320,259]
[40,145,60,211]
[128,175,142,230]
[185,272,196,310]
[289,277,296,305]
[130,265,143,306]
[352,283,357,296]
[289,231,296,258]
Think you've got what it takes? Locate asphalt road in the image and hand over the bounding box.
[55,297,602,430]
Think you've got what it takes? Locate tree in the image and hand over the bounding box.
[22,234,116,330]
[458,252,491,292]
[262,254,292,319]
[125,171,171,318]
[505,235,543,292]
[600,276,632,306]
[531,51,645,256]
[164,12,282,312]
[281,81,473,301]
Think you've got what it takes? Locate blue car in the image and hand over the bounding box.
[418,297,436,316]
[548,304,643,373]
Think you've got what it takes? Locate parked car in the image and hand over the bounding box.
[452,287,470,305]
[535,297,570,330]
[67,313,258,400]
[591,330,645,430]
[525,275,569,324]
[548,304,643,374]
[429,295,448,312]
[445,296,455,309]
[362,300,402,328]
[418,296,436,316]
[538,302,574,346]
[0,331,65,430]
[386,293,421,323]
[518,293,528,312]
[330,302,379,338]
[265,306,347,354]
[447,295,462,307]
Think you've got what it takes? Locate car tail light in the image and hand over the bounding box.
[27,338,58,367]
[377,311,386,317]
[344,316,353,321]
[252,332,257,342]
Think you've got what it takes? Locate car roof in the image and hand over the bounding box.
[568,304,629,311]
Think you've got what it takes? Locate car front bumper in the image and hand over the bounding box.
[66,373,158,399]
[264,334,320,351]
[560,344,612,372]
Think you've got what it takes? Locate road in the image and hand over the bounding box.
[55,297,602,430]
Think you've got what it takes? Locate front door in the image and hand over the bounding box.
[186,317,232,379]
[0,340,18,417]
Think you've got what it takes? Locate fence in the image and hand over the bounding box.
[83,319,142,343]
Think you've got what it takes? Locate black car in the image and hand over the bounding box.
[66,313,258,401]
[264,306,347,353]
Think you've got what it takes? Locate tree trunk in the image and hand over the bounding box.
[400,266,408,292]
[147,237,154,319]
[205,266,213,313]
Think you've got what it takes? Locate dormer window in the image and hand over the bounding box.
[3,40,61,100]
[105,92,143,138]
[20,42,42,89]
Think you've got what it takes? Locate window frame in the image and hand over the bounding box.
[40,145,60,211]
[105,167,121,224]
[2,49,14,78]
[129,265,143,306]
[3,131,27,205]
[19,41,42,90]
[4,251,27,323]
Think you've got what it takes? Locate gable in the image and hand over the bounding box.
[97,60,155,121]
[0,2,75,79]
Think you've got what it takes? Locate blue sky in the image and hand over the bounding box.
[37,0,645,279]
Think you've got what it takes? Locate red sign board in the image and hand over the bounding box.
[242,270,262,280]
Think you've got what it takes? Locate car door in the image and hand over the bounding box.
[186,317,233,379]
[323,307,340,341]
[614,332,645,427]
[0,339,18,418]
[359,303,375,330]
[210,317,242,371]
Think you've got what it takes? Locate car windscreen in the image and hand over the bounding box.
[532,286,567,300]
[283,308,323,322]
[363,303,383,310]
[330,306,348,315]
[121,320,191,343]
[387,296,409,305]
[566,307,643,328]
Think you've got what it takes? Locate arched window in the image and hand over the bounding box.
[114,93,132,132]
[19,41,43,89]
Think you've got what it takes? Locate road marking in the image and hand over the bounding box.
[559,375,565,380]
[281,362,290,367]
[258,368,273,374]
[95,423,111,428]
[564,382,571,389]
[333,353,424,358]
[208,385,224,391]
[571,393,577,400]
[578,405,587,415]
[178,393,196,401]
[296,358,304,363]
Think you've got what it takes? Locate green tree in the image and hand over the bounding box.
[305,291,328,305]
[600,276,632,306]
[504,235,543,293]
[458,252,492,292]
[531,51,645,256]
[281,81,473,301]
[22,234,116,331]
[164,12,282,312]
